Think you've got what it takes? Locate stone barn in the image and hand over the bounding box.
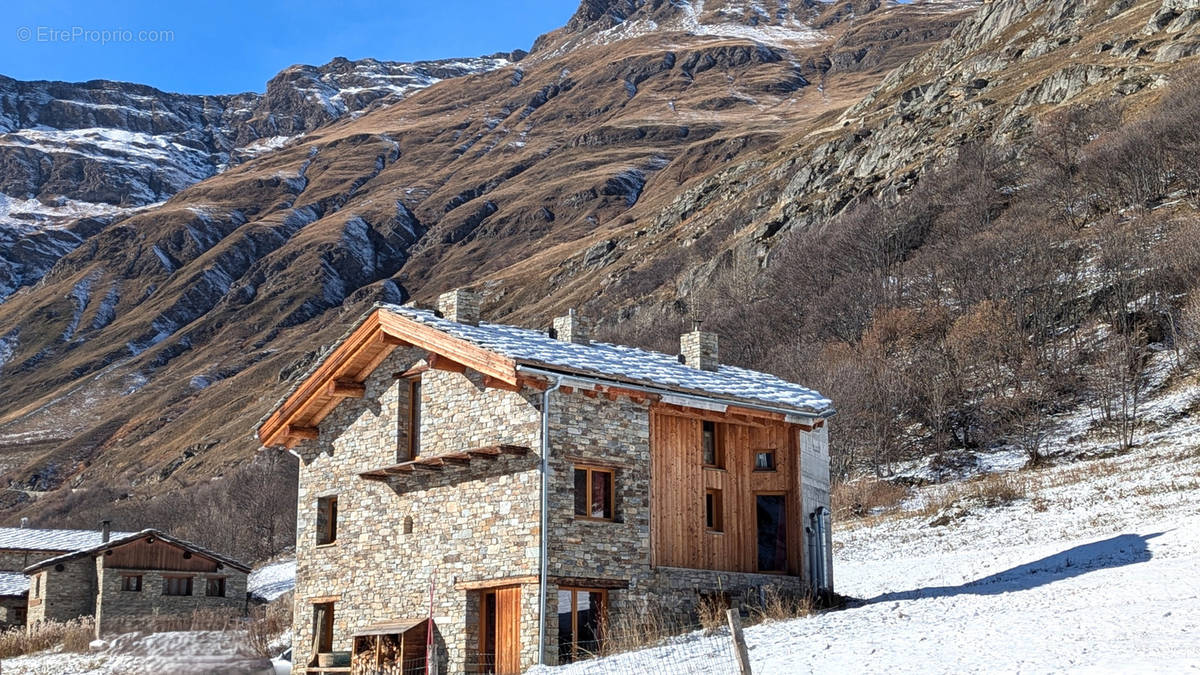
[24,529,250,634]
[259,290,835,674]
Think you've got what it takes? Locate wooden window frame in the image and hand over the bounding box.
[121,574,143,592]
[402,376,422,461]
[754,491,789,575]
[704,488,724,533]
[311,601,335,659]
[753,450,777,472]
[701,420,725,469]
[205,576,227,598]
[558,587,608,664]
[573,466,616,521]
[162,575,194,596]
[316,495,338,547]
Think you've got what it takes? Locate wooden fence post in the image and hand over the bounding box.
[726,608,752,675]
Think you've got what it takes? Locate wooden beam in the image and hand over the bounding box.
[454,575,539,591]
[285,425,320,440]
[376,310,519,385]
[428,354,467,373]
[497,444,530,455]
[549,575,629,589]
[582,389,598,399]
[326,380,366,398]
[483,375,522,392]
[442,453,472,465]
[518,375,549,391]
[467,447,502,458]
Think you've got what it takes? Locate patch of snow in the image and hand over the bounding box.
[2,630,273,675]
[248,559,296,602]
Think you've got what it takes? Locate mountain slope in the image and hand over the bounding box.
[0,54,515,300]
[2,0,1198,537]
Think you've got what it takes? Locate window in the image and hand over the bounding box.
[163,576,193,596]
[557,588,606,664]
[205,577,226,597]
[33,574,40,598]
[705,489,724,533]
[317,495,338,546]
[313,602,335,655]
[756,494,788,573]
[754,451,776,472]
[701,421,723,468]
[573,467,614,520]
[121,575,143,592]
[12,606,25,624]
[399,376,422,461]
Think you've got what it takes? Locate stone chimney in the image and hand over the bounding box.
[19,517,28,529]
[680,321,719,371]
[552,309,590,345]
[101,520,111,543]
[436,289,480,325]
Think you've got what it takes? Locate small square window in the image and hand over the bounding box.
[121,575,143,592]
[705,489,724,532]
[754,451,776,472]
[206,577,226,597]
[573,467,614,520]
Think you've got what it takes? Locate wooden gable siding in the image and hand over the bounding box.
[650,408,802,575]
[102,538,221,573]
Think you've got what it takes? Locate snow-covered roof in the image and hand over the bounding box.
[0,527,134,553]
[0,571,28,596]
[379,304,832,414]
[24,529,251,574]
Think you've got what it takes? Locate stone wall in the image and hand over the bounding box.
[0,594,26,629]
[291,348,543,673]
[94,564,247,634]
[26,557,96,624]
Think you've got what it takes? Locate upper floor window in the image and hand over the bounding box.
[121,574,143,592]
[317,495,338,546]
[702,420,724,468]
[163,575,193,596]
[754,451,776,472]
[573,466,614,520]
[399,376,422,461]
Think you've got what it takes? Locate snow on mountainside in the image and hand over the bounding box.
[0,53,515,301]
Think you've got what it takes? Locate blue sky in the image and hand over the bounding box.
[3,1,577,94]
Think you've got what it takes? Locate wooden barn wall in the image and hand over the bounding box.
[650,409,802,575]
[103,539,220,573]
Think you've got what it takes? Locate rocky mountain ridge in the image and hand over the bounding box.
[0,53,516,300]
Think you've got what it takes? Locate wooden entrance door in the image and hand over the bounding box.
[480,586,521,674]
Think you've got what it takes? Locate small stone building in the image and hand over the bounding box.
[259,291,835,674]
[0,525,135,630]
[24,529,251,634]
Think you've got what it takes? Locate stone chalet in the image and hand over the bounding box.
[258,290,835,675]
[23,528,251,634]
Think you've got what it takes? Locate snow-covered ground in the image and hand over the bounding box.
[248,558,296,602]
[2,630,274,674]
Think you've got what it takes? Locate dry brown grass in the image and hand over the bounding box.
[696,592,731,635]
[832,477,910,520]
[599,598,696,658]
[0,617,95,658]
[247,591,294,658]
[747,586,815,624]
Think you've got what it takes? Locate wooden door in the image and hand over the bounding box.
[480,586,521,675]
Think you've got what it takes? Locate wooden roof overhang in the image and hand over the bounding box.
[257,309,521,448]
[359,444,530,481]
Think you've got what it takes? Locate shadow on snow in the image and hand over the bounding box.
[866,532,1164,603]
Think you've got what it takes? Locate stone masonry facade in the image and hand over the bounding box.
[26,557,96,625]
[293,341,830,673]
[94,562,248,633]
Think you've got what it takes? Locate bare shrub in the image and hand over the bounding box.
[0,617,96,658]
[247,591,294,658]
[599,597,695,658]
[832,477,909,519]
